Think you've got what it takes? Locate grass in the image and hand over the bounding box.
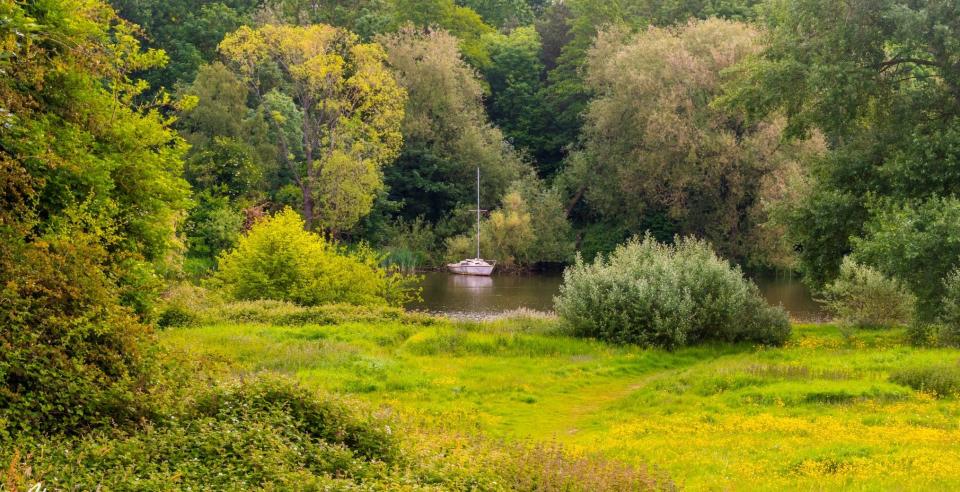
[162,314,960,490]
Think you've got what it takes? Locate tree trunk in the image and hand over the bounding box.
[565,185,586,218]
[302,109,316,230]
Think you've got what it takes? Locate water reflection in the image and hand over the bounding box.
[410,272,824,320]
[450,275,494,289]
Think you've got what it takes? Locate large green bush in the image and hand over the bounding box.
[820,257,916,329]
[212,208,418,307]
[555,235,790,349]
[922,268,960,347]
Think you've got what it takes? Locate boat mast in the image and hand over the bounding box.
[476,167,481,259]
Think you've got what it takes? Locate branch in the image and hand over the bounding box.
[874,57,940,72]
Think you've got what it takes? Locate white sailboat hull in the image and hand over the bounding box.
[447,259,496,276]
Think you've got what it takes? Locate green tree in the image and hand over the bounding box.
[378,26,529,223]
[110,0,258,90]
[445,177,573,268]
[219,24,407,233]
[460,0,534,29]
[391,0,496,66]
[572,19,823,265]
[720,0,960,292]
[1,0,189,436]
[481,27,554,173]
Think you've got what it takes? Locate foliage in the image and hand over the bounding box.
[5,376,398,490]
[891,365,960,398]
[0,0,188,437]
[720,0,960,287]
[445,178,573,268]
[110,0,258,90]
[219,23,407,233]
[380,217,440,270]
[936,268,960,347]
[157,283,434,328]
[819,258,916,330]
[573,19,823,265]
[850,197,960,321]
[378,26,529,225]
[180,191,245,277]
[0,231,157,438]
[555,235,790,349]
[481,26,555,174]
[390,0,496,66]
[212,208,418,307]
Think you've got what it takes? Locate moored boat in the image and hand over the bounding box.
[448,167,496,276]
[447,258,496,276]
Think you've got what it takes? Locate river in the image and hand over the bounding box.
[408,271,824,320]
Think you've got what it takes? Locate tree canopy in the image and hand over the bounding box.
[219,23,407,233]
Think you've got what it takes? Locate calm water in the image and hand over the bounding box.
[409,271,824,320]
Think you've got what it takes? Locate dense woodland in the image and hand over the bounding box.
[6,0,960,488]
[101,0,812,274]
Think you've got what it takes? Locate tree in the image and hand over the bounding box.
[391,0,496,67]
[219,24,407,233]
[572,19,823,265]
[720,0,960,291]
[445,177,574,268]
[460,0,534,29]
[1,0,189,435]
[481,27,554,174]
[212,208,417,306]
[377,27,529,223]
[110,0,259,90]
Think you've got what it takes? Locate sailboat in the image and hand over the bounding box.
[447,168,496,276]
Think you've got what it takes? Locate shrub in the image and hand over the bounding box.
[0,232,156,438]
[212,300,437,326]
[156,283,212,328]
[554,235,790,349]
[181,190,244,275]
[156,285,436,327]
[211,208,418,307]
[937,268,960,346]
[6,377,397,490]
[890,365,960,398]
[819,257,916,329]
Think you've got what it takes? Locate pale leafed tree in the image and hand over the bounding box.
[573,19,824,265]
[219,24,406,233]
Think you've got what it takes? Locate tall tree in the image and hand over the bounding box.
[219,24,407,233]
[482,27,554,174]
[459,0,534,29]
[573,19,823,265]
[721,0,960,306]
[377,27,529,224]
[391,0,496,66]
[110,0,259,90]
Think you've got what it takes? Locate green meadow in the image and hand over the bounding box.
[162,315,960,490]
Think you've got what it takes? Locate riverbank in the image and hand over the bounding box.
[162,311,960,490]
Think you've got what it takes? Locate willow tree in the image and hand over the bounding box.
[219,24,406,232]
[570,19,823,266]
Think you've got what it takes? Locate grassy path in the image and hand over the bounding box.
[163,318,960,490]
